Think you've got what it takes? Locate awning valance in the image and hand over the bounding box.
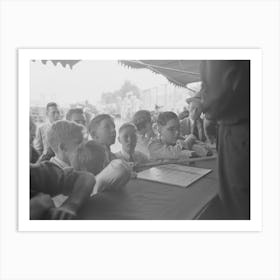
[32,60,81,69]
[119,60,201,88]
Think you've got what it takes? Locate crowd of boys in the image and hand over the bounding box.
[30,60,250,220]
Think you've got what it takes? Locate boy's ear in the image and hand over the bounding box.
[89,130,95,139]
[58,142,66,152]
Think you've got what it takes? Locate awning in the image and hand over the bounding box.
[119,60,201,88]
[32,60,81,69]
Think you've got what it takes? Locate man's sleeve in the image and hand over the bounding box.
[200,60,250,121]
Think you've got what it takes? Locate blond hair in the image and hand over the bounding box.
[47,120,83,153]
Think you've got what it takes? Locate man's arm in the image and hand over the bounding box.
[200,60,250,121]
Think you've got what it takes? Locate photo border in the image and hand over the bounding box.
[19,48,262,232]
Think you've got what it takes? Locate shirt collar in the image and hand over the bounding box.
[120,149,134,161]
[50,156,70,169]
[46,119,53,126]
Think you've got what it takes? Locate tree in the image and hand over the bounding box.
[101,80,140,104]
[118,80,140,99]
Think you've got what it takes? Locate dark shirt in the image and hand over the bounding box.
[200,60,250,219]
[30,161,79,198]
[37,146,55,163]
[200,60,250,124]
[180,117,206,142]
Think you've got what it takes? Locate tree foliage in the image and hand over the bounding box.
[101,80,140,104]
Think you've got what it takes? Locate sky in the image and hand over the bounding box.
[30,60,171,107]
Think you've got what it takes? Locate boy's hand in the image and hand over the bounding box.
[182,150,197,158]
[30,193,55,220]
[183,134,197,149]
[48,206,77,220]
[35,193,55,208]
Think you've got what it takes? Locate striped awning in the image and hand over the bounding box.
[119,60,201,88]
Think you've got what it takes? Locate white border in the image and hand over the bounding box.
[19,48,262,232]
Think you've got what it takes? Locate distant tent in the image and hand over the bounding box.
[32,60,81,69]
[119,60,201,88]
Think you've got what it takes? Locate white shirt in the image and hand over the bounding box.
[134,133,155,159]
[50,156,70,169]
[33,120,52,155]
[115,149,149,165]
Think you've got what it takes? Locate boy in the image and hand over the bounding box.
[72,140,132,195]
[115,123,149,165]
[47,120,87,206]
[30,162,95,219]
[72,140,106,176]
[66,107,88,140]
[47,120,84,168]
[66,108,86,126]
[88,114,117,166]
[30,120,95,219]
[132,110,156,158]
[148,111,196,160]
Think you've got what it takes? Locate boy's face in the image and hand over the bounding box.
[47,106,60,123]
[118,126,137,154]
[95,118,116,147]
[160,118,180,145]
[70,112,86,126]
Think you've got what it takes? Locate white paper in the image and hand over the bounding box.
[137,164,212,188]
